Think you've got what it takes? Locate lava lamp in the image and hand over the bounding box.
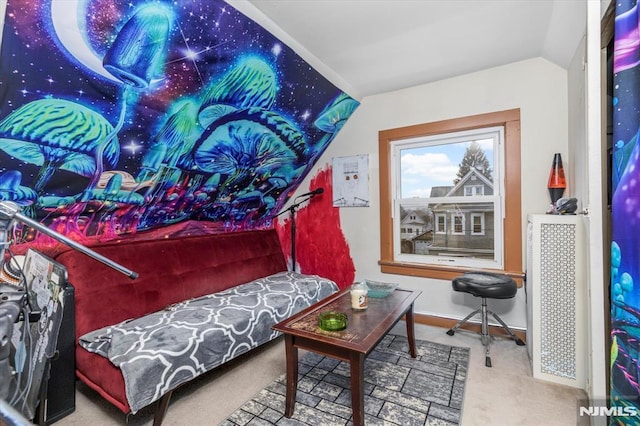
[547,153,567,204]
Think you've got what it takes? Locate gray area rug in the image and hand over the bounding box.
[221,334,469,425]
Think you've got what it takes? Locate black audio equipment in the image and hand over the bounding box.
[36,284,75,425]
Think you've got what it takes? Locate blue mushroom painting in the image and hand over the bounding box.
[0,99,120,193]
[611,0,640,420]
[0,0,359,245]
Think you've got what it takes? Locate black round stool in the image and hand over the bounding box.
[446,271,525,367]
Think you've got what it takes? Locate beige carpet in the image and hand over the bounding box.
[56,323,588,426]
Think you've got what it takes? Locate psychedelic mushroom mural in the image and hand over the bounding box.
[82,173,146,238]
[0,99,120,194]
[0,171,37,206]
[311,93,360,161]
[611,0,640,419]
[155,100,201,169]
[193,108,305,222]
[0,0,359,247]
[198,56,278,128]
[101,4,172,91]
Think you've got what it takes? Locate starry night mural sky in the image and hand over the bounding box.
[0,0,358,243]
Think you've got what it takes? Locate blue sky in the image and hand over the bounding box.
[400,139,493,198]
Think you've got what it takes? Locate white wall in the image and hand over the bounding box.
[300,57,570,330]
[568,35,588,209]
[229,0,358,99]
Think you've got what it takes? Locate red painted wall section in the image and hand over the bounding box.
[276,166,355,290]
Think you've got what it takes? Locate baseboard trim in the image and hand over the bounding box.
[413,312,527,343]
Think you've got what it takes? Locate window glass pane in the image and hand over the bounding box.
[436,214,446,233]
[393,129,500,267]
[472,213,484,235]
[399,138,494,199]
[398,201,495,260]
[453,214,464,234]
[473,215,482,233]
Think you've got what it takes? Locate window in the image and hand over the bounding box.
[378,109,522,281]
[464,185,484,196]
[452,214,465,235]
[471,213,484,235]
[391,126,500,267]
[435,214,446,234]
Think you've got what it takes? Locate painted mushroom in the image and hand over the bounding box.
[36,195,77,211]
[154,100,202,168]
[194,108,306,204]
[86,172,144,207]
[0,99,120,193]
[198,56,278,128]
[314,93,359,132]
[98,170,147,191]
[102,3,172,89]
[311,93,359,156]
[0,170,37,206]
[137,143,167,183]
[83,172,145,235]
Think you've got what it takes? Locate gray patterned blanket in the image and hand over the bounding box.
[78,271,338,413]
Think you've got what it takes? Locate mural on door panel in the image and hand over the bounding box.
[0,0,358,246]
[611,0,640,420]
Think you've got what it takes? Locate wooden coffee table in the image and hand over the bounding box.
[272,287,422,426]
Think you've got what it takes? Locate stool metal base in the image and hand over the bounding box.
[446,297,525,367]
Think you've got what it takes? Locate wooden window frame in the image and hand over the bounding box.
[378,109,523,282]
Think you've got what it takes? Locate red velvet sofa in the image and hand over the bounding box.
[52,226,337,425]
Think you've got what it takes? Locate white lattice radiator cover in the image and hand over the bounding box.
[526,214,586,389]
[540,222,577,379]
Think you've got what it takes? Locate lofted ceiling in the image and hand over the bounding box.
[241,0,587,99]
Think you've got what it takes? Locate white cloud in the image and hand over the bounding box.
[476,138,494,150]
[401,152,459,198]
[401,152,458,183]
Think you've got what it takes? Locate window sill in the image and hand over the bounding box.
[378,260,524,287]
